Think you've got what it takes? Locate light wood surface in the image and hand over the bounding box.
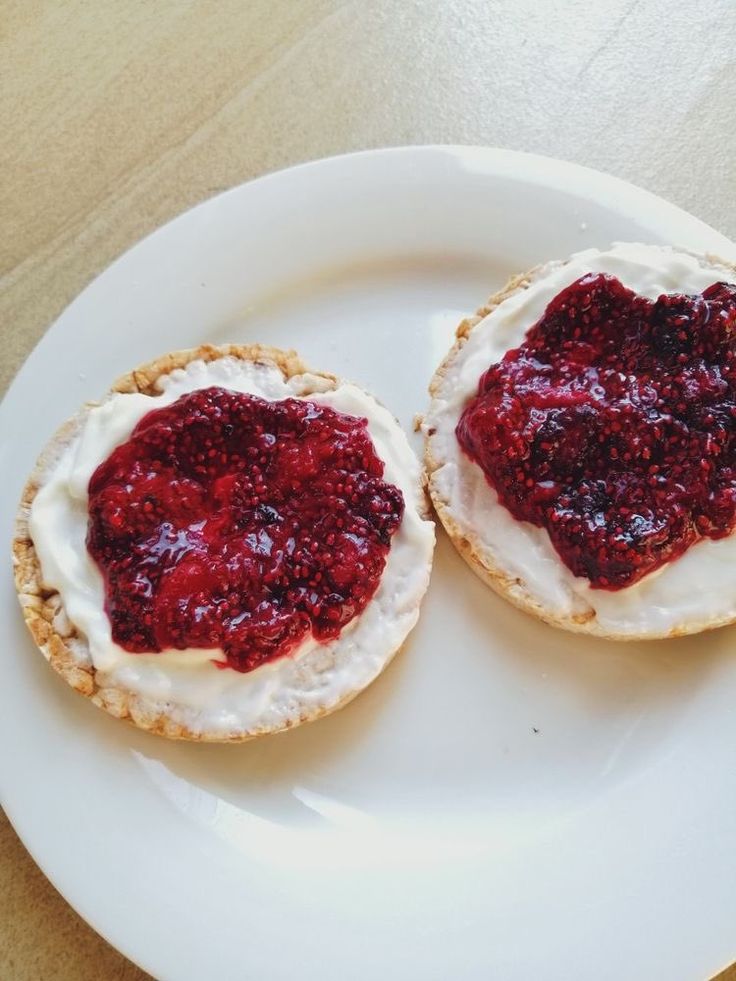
[2,1,735,978]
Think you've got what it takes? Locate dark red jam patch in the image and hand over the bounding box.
[456,274,736,589]
[87,388,404,672]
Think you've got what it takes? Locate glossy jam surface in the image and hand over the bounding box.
[457,274,736,588]
[87,387,404,671]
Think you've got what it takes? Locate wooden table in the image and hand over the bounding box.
[3,2,735,977]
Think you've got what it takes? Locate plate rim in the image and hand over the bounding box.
[2,144,735,980]
[3,144,735,412]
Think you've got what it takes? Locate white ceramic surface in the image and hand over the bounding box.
[2,147,736,981]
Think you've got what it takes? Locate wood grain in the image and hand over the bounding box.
[2,1,735,977]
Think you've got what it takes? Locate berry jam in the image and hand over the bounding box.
[456,274,736,588]
[87,387,404,672]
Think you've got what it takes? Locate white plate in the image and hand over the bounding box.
[2,147,736,981]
